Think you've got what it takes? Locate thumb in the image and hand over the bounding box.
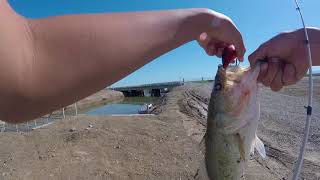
[249,43,270,67]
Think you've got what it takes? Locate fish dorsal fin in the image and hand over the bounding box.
[251,134,266,158]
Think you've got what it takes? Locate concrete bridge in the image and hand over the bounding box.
[109,81,184,97]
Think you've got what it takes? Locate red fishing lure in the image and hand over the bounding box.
[222,45,237,68]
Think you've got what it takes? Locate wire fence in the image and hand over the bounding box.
[0,103,78,133]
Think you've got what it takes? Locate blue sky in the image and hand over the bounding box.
[9,0,320,87]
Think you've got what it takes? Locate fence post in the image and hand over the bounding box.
[74,103,78,116]
[62,108,66,118]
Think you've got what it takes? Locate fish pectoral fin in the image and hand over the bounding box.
[251,135,266,158]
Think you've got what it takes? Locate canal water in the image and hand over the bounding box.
[85,97,158,115]
[0,97,158,133]
[86,103,143,115]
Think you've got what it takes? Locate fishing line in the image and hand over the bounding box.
[291,0,313,179]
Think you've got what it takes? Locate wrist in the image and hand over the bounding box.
[295,27,320,65]
[181,8,218,40]
[309,27,320,65]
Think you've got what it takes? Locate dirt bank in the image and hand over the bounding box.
[0,78,319,179]
[0,88,201,180]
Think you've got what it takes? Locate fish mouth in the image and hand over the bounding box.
[215,65,246,92]
[217,64,261,88]
[213,64,261,115]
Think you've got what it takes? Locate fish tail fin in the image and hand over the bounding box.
[251,134,266,158]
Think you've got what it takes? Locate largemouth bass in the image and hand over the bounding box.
[201,64,266,180]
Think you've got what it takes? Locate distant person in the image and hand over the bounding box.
[0,1,318,122]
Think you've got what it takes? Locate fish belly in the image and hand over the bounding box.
[205,131,245,180]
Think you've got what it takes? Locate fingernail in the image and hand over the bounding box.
[200,33,207,41]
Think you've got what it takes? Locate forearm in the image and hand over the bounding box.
[309,27,320,65]
[10,9,212,122]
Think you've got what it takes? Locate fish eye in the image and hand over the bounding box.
[214,83,222,91]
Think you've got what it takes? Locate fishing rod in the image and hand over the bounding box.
[291,0,313,179]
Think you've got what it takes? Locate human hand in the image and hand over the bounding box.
[248,28,314,91]
[196,9,246,61]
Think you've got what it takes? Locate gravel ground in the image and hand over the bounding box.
[179,77,320,179]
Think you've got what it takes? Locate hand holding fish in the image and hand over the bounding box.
[249,27,320,91]
[196,9,246,61]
